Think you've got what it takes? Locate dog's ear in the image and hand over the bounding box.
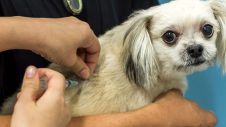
[122,10,159,90]
[210,0,226,72]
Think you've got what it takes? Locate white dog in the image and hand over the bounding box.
[1,0,226,116]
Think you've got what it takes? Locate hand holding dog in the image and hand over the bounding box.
[134,89,217,127]
[11,66,71,127]
[32,17,101,79]
[0,16,100,79]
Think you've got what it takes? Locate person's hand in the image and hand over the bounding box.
[6,16,100,79]
[134,89,217,127]
[11,66,71,127]
[0,16,100,79]
[32,17,100,79]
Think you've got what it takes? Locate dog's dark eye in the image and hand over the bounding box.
[162,31,178,45]
[201,24,214,39]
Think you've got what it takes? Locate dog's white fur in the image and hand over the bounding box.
[1,0,226,116]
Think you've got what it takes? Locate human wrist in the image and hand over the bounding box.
[0,16,46,52]
[0,17,26,51]
[12,16,45,51]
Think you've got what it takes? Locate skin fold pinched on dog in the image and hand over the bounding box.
[1,0,226,116]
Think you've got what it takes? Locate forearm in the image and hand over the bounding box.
[0,16,42,52]
[0,116,11,127]
[67,107,161,127]
[68,113,136,127]
[0,108,160,127]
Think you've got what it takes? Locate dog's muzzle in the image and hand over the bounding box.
[186,44,206,66]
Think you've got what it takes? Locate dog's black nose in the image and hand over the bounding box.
[187,45,203,58]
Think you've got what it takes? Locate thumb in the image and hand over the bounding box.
[18,66,40,102]
[69,57,91,79]
[204,111,217,127]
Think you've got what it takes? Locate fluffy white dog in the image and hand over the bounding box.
[1,0,226,116]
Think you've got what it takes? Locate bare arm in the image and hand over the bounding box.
[66,90,216,127]
[67,111,157,127]
[0,16,100,79]
[0,90,216,127]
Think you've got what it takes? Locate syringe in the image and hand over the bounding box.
[39,77,79,90]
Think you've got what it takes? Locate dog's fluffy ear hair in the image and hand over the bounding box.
[122,10,159,90]
[210,0,226,72]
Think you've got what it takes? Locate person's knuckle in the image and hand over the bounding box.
[63,57,76,67]
[80,22,92,37]
[80,21,91,30]
[67,59,78,70]
[66,16,78,23]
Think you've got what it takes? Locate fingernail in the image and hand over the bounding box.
[79,68,90,79]
[25,66,37,78]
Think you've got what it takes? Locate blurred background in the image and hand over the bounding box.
[158,0,226,127]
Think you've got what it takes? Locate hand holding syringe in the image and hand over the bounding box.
[12,66,72,127]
